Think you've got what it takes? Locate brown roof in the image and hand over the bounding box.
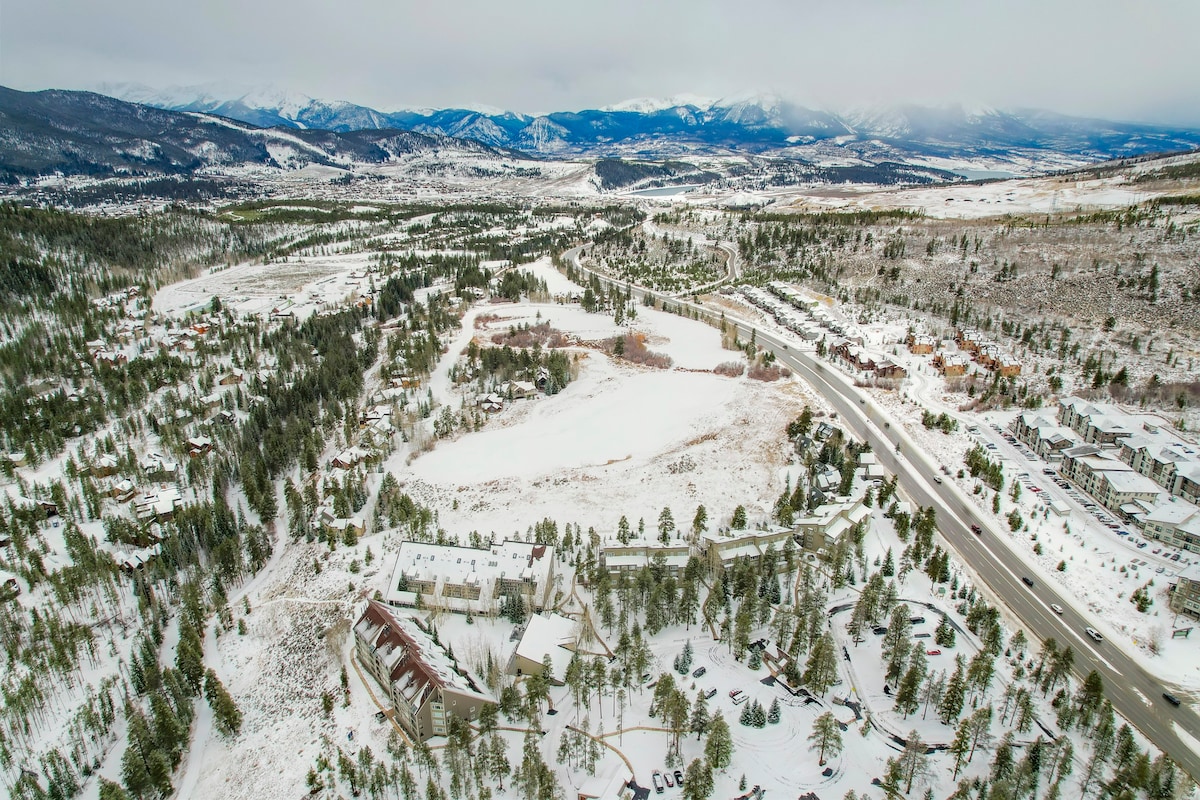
[360,600,443,704]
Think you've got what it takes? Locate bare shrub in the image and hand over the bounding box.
[714,361,746,377]
[609,333,673,369]
[490,322,572,349]
[748,363,784,381]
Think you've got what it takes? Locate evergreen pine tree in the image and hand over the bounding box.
[204,669,243,737]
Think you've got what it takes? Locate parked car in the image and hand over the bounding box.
[873,626,888,635]
[1162,692,1182,707]
[692,666,706,678]
[704,688,717,699]
[732,694,749,705]
[1085,627,1104,642]
[674,770,684,787]
[1138,541,1148,549]
[926,649,942,656]
[652,772,664,793]
[729,689,743,699]
[1043,468,1056,475]
[1050,603,1064,615]
[664,772,674,788]
[1173,553,1182,561]
[909,616,926,625]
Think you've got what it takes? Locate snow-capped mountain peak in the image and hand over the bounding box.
[600,94,717,113]
[73,82,1200,165]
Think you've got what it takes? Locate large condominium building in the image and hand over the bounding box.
[598,540,691,578]
[1060,444,1162,518]
[1142,503,1200,556]
[353,600,495,741]
[385,539,556,616]
[699,527,794,573]
[1169,563,1200,621]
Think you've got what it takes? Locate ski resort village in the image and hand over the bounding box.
[2,163,1200,800]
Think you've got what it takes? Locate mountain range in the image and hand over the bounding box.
[0,86,502,182]
[4,82,1200,191]
[98,82,1200,164]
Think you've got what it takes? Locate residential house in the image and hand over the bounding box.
[502,380,538,400]
[858,451,886,482]
[110,479,137,503]
[134,488,181,523]
[91,454,119,478]
[906,333,936,355]
[332,447,368,470]
[874,358,907,380]
[139,453,179,482]
[955,329,984,352]
[186,436,213,457]
[353,600,495,741]
[478,393,504,414]
[933,352,970,377]
[316,504,366,538]
[218,369,245,386]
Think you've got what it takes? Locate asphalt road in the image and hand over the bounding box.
[563,245,1200,780]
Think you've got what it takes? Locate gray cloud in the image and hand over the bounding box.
[3,0,1198,124]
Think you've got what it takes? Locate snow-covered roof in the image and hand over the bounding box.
[385,538,554,610]
[354,600,493,707]
[512,612,579,681]
[1103,470,1161,495]
[1144,502,1200,530]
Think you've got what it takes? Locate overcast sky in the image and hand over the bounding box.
[3,0,1198,124]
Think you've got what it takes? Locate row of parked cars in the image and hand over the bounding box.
[652,769,684,793]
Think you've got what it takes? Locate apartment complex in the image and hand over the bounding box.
[1142,504,1200,556]
[353,600,495,741]
[793,496,871,557]
[1060,444,1161,515]
[1053,397,1200,539]
[1013,412,1079,461]
[699,527,794,573]
[1169,563,1200,621]
[598,540,691,578]
[385,539,556,615]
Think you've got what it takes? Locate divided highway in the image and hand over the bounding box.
[563,245,1200,780]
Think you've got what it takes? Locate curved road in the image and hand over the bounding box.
[563,245,1200,781]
